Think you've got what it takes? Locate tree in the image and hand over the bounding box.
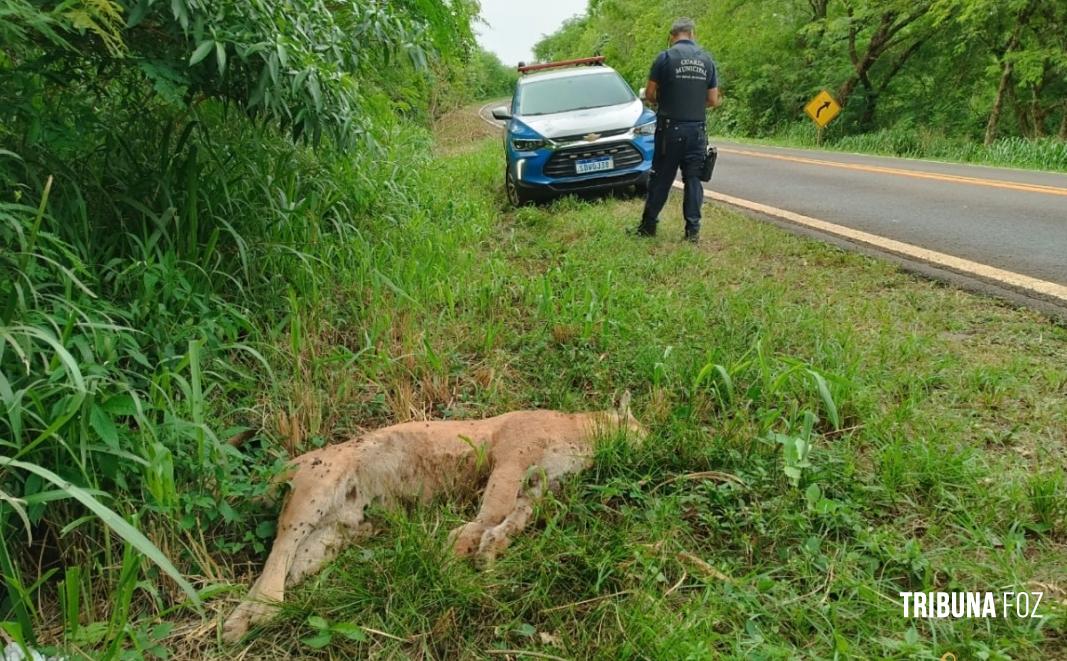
[533,0,1066,143]
[1,0,479,146]
[822,1,935,130]
[932,0,1067,143]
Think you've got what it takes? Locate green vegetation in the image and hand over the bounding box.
[534,0,1067,170]
[227,121,1065,659]
[0,0,511,656]
[722,125,1067,173]
[2,0,1065,658]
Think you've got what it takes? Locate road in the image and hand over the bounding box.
[703,141,1067,309]
[478,102,1067,314]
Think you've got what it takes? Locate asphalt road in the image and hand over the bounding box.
[478,103,1067,312]
[709,140,1067,287]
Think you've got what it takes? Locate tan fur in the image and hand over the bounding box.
[222,400,644,643]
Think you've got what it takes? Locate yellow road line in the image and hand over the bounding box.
[675,181,1067,303]
[719,147,1067,197]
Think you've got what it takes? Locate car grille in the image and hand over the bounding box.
[544,142,643,178]
[550,127,630,143]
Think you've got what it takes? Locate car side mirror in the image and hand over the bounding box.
[491,106,512,120]
[638,87,646,101]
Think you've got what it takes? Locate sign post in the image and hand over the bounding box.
[804,90,842,145]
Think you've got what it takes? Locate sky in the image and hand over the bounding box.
[476,1,588,66]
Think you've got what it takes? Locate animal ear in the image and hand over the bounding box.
[617,389,632,415]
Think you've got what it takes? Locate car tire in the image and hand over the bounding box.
[506,168,536,206]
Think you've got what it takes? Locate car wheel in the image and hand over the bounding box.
[506,168,534,206]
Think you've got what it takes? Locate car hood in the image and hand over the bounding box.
[518,99,645,139]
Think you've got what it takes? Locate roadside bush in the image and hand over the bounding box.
[0,0,490,651]
[712,122,1067,172]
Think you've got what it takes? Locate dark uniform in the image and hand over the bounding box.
[640,40,718,239]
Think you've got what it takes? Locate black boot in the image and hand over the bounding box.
[633,220,656,237]
[684,228,700,243]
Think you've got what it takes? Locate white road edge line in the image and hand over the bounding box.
[478,101,505,129]
[676,181,1067,304]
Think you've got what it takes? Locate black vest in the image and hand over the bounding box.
[657,41,714,122]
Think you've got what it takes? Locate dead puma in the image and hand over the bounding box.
[222,396,645,642]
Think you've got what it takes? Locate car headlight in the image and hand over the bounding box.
[512,138,545,151]
[634,120,656,136]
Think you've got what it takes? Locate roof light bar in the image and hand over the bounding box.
[518,56,606,75]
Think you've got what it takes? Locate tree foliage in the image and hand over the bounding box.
[533,0,1067,143]
[1,0,482,145]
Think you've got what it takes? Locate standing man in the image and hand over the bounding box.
[636,18,720,242]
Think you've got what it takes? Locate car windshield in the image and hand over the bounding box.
[516,72,635,116]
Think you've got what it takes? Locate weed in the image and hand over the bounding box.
[717,124,1067,172]
[221,126,1067,659]
[4,103,1066,658]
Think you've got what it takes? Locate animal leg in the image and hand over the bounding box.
[222,479,336,643]
[450,461,526,557]
[477,447,592,562]
[287,500,374,588]
[222,532,300,642]
[476,470,546,563]
[286,523,343,587]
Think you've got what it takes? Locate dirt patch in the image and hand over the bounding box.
[434,101,503,154]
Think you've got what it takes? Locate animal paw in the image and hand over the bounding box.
[222,609,250,644]
[449,522,487,557]
[221,599,279,643]
[475,525,511,564]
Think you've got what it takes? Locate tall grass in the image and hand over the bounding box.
[5,93,1064,656]
[717,121,1067,172]
[0,89,464,652]
[216,137,1066,659]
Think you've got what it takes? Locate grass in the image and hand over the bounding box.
[4,101,1064,658]
[713,122,1067,173]
[178,108,1066,659]
[0,101,474,655]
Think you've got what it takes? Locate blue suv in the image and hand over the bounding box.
[491,57,656,205]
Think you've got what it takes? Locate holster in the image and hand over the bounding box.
[700,145,718,182]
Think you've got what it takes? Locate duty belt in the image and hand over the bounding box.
[658,117,706,129]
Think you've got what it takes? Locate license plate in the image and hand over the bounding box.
[575,155,614,174]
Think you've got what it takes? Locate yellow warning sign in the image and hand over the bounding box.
[804,90,841,128]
